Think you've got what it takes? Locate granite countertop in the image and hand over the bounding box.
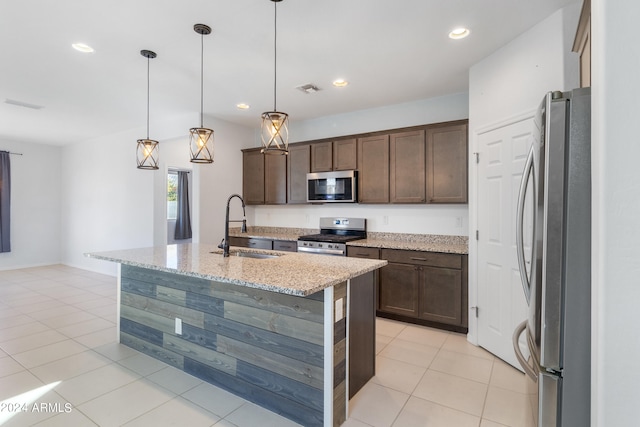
[86,243,387,297]
[348,233,468,255]
[229,226,314,242]
[230,227,469,254]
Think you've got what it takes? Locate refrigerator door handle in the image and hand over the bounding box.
[516,145,535,304]
[513,320,537,381]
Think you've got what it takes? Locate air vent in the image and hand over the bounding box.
[4,99,44,110]
[296,84,320,94]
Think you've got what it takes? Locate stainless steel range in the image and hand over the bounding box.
[297,217,366,256]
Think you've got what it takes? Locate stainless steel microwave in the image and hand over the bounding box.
[307,170,357,203]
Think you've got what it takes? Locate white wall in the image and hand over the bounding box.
[253,204,468,236]
[289,93,469,143]
[251,93,470,236]
[61,112,255,275]
[0,140,61,270]
[152,115,255,247]
[469,4,580,128]
[60,129,155,275]
[592,0,640,424]
[466,3,581,342]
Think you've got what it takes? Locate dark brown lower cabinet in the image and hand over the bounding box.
[378,249,468,333]
[228,236,298,252]
[379,263,420,317]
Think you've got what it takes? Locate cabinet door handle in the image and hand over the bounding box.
[410,257,427,261]
[356,253,371,257]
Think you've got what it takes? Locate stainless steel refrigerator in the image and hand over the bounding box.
[512,88,591,427]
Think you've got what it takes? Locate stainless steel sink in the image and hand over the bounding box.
[210,250,281,259]
[231,251,280,259]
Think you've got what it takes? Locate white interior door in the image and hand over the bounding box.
[476,117,533,368]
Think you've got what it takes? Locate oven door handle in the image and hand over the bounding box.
[297,246,345,256]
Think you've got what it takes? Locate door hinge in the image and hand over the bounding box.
[471,306,478,318]
[474,152,479,164]
[475,230,479,240]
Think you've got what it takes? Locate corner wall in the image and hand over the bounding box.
[592,0,640,424]
[0,140,62,270]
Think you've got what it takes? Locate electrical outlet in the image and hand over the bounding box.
[335,298,344,322]
[305,214,310,223]
[456,217,463,228]
[383,215,389,225]
[175,318,182,335]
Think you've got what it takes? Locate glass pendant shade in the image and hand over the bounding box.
[260,111,289,154]
[136,49,159,170]
[189,127,214,163]
[136,138,159,169]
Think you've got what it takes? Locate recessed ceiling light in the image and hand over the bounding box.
[448,28,470,39]
[72,43,94,53]
[236,103,250,110]
[332,79,349,88]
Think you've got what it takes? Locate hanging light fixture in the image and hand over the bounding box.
[261,0,289,155]
[189,24,214,163]
[136,49,159,170]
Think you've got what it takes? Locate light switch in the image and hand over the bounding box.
[175,318,182,335]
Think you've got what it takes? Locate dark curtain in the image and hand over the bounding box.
[174,171,192,240]
[0,151,10,252]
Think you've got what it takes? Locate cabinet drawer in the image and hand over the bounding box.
[273,240,297,252]
[228,237,273,250]
[347,246,380,259]
[381,249,461,269]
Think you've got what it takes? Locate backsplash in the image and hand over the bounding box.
[247,204,469,237]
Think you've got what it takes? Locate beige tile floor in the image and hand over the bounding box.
[0,265,533,426]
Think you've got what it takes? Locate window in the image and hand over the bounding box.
[167,172,178,220]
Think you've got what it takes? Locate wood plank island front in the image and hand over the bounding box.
[87,243,387,427]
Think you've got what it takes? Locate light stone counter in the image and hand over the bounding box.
[87,243,387,296]
[348,232,468,254]
[229,226,315,242]
[229,226,469,255]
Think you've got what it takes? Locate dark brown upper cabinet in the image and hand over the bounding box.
[426,123,468,203]
[357,135,390,203]
[390,130,426,203]
[242,119,468,206]
[265,154,287,204]
[310,139,357,172]
[287,144,311,204]
[242,149,265,205]
[242,148,287,205]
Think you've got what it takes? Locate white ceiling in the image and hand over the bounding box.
[1,0,577,146]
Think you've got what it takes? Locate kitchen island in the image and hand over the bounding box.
[87,243,386,427]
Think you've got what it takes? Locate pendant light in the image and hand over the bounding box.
[136,50,159,170]
[260,0,289,155]
[189,24,214,163]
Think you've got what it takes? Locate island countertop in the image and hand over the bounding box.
[87,243,387,296]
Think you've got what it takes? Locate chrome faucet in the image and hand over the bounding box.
[218,193,247,257]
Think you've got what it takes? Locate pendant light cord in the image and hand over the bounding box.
[200,31,204,127]
[273,1,277,111]
[146,55,150,140]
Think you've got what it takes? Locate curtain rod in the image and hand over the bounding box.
[1,150,23,156]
